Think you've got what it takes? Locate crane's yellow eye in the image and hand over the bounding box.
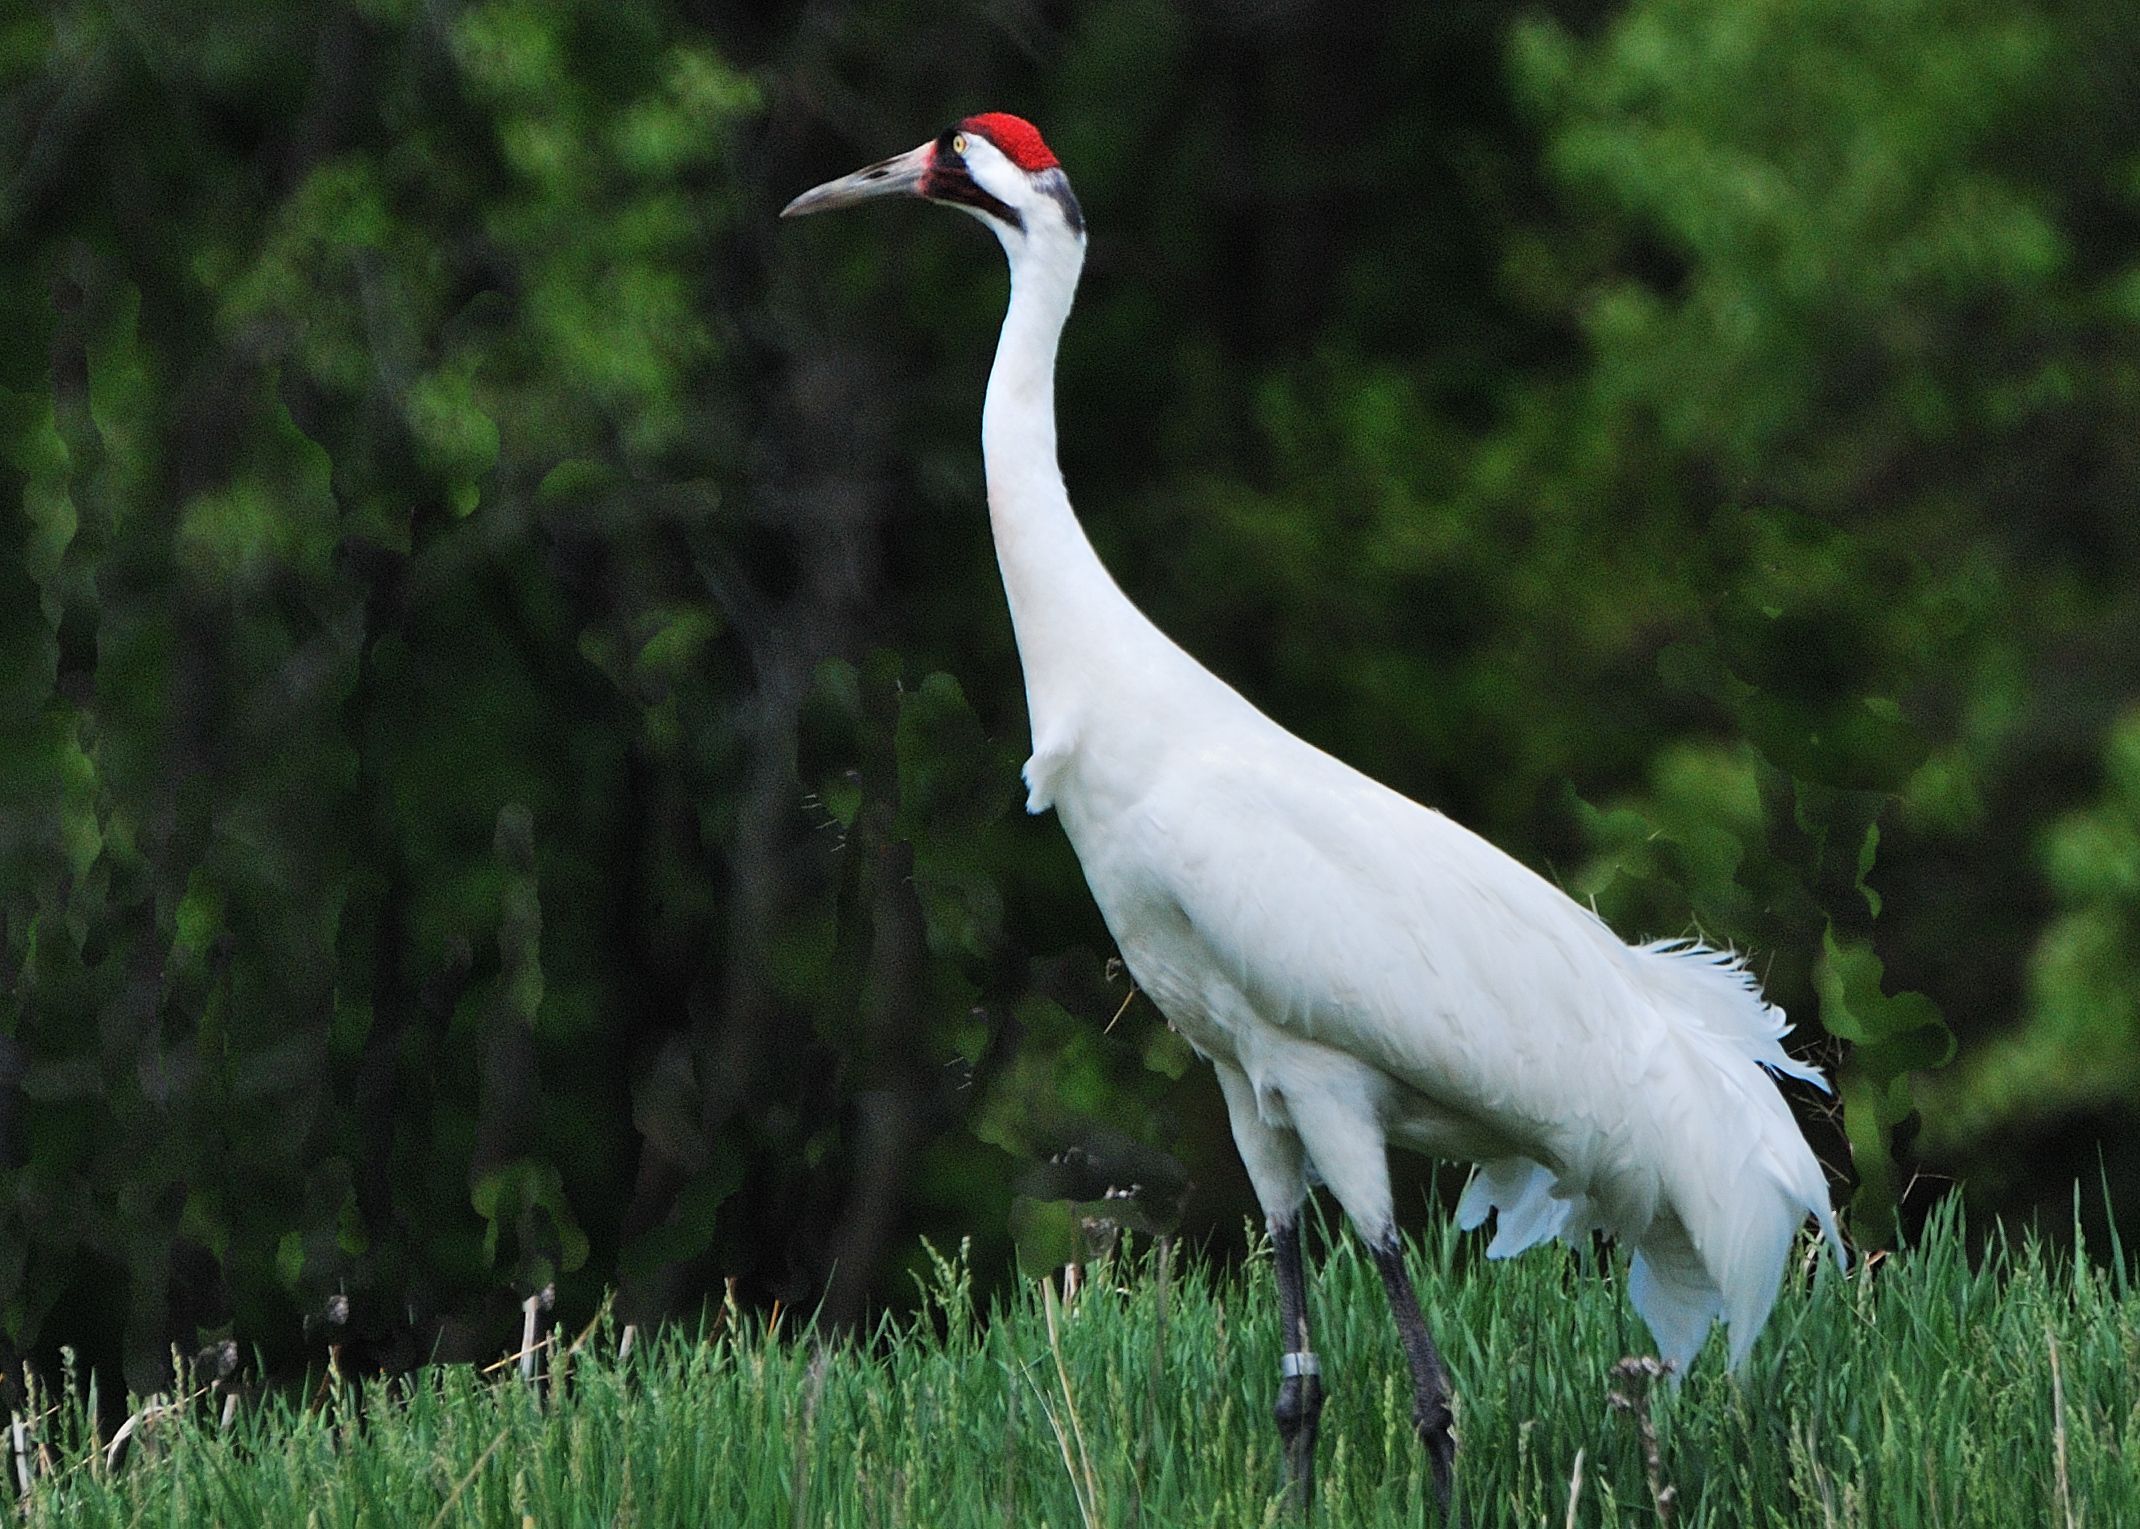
[952,134,968,155]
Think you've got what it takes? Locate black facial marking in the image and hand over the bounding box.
[924,128,1025,232]
[1035,168,1083,236]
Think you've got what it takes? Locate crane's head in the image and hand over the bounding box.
[780,113,1083,252]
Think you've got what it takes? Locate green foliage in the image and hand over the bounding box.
[1,0,786,1389]
[1494,0,2139,1236]
[1924,710,2140,1168]
[12,1209,2140,1525]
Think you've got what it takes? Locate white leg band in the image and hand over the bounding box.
[1281,1351,1321,1379]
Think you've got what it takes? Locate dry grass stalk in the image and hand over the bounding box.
[2048,1324,2077,1529]
[1607,1355,1677,1528]
[788,1344,831,1529]
[426,1425,510,1529]
[1039,1274,1101,1529]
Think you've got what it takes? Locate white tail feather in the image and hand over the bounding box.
[1636,938,1831,1091]
[1460,937,1844,1371]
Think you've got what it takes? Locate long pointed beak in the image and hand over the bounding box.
[780,142,933,219]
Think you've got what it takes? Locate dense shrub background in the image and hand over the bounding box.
[3,0,2137,1391]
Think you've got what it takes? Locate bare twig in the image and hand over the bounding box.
[1103,983,1139,1034]
[478,1345,541,1378]
[519,1294,541,1383]
[481,1289,560,1382]
[105,1389,209,1474]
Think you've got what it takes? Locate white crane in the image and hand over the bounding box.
[784,113,1844,1511]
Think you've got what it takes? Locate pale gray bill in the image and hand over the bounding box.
[779,142,933,219]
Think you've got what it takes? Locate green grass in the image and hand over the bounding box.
[9,1199,2136,1526]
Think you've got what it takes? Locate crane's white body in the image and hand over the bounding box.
[912,132,1839,1371]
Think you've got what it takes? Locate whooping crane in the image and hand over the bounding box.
[783,112,1844,1512]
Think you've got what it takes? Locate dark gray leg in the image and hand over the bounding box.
[1369,1234,1457,1510]
[1271,1217,1325,1512]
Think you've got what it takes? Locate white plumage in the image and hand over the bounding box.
[785,115,1843,1488]
[1043,611,1842,1371]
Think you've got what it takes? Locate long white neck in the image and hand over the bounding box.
[982,221,1175,792]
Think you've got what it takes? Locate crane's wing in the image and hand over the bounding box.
[1128,738,1660,1144]
[1121,733,1839,1367]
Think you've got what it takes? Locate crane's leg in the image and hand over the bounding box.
[1271,1215,1324,1509]
[1370,1233,1458,1507]
[1213,1064,1322,1512]
[1283,1082,1460,1517]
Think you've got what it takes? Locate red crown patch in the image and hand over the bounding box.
[959,113,1060,172]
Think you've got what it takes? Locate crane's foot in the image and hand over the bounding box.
[1413,1394,1458,1513]
[1274,1356,1325,1514]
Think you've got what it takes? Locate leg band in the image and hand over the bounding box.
[1281,1351,1321,1378]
